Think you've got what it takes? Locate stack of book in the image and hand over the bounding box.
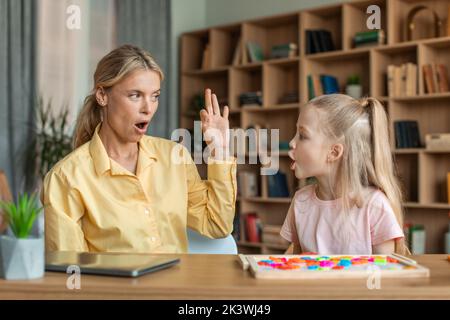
[278,91,299,104]
[387,63,418,97]
[239,91,263,107]
[242,213,262,243]
[393,120,421,148]
[270,43,298,59]
[305,29,335,54]
[267,171,290,198]
[307,74,339,99]
[422,63,449,94]
[238,171,259,198]
[353,30,385,48]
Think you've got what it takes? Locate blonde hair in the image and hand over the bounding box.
[308,94,408,255]
[73,44,164,149]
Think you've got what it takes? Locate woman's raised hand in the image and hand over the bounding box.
[199,88,230,158]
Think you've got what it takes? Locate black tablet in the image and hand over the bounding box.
[45,251,180,277]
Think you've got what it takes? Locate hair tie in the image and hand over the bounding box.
[360,97,371,109]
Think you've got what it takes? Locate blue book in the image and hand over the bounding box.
[320,75,339,94]
[268,172,290,198]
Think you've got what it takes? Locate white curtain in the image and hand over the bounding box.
[37,0,116,127]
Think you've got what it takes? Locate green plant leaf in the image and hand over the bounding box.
[0,193,43,238]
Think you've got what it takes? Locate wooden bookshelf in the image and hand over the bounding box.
[180,0,450,254]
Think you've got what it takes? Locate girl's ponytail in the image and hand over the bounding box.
[363,97,409,254]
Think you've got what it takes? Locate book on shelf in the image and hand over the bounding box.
[267,171,290,198]
[278,91,299,104]
[232,37,242,66]
[201,44,211,70]
[246,42,264,63]
[423,63,449,94]
[239,91,263,106]
[307,74,339,99]
[394,120,421,149]
[279,141,290,151]
[305,29,335,54]
[270,42,298,59]
[243,213,262,243]
[353,29,385,48]
[387,63,417,97]
[238,171,259,198]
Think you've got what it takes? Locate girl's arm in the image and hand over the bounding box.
[372,239,395,254]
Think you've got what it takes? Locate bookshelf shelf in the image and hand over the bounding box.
[304,51,370,102]
[242,13,300,63]
[404,202,450,210]
[389,0,450,44]
[229,65,262,109]
[180,0,450,254]
[241,103,300,112]
[302,4,343,54]
[342,0,387,50]
[210,24,241,68]
[263,60,300,106]
[393,148,422,154]
[265,56,301,65]
[390,92,450,101]
[305,47,371,60]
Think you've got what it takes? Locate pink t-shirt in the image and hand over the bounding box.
[280,184,404,254]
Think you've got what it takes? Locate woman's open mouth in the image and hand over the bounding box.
[134,121,149,133]
[290,160,296,170]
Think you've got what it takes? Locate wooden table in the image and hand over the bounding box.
[1,254,450,299]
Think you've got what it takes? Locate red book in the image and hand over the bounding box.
[246,213,259,243]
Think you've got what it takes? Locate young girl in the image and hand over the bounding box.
[281,94,407,255]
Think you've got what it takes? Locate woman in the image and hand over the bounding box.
[41,44,236,253]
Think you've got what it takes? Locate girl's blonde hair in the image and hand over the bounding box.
[308,94,408,254]
[73,44,164,149]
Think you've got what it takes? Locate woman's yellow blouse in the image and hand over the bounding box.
[41,124,237,253]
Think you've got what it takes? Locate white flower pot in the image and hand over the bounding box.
[346,84,362,99]
[0,235,44,280]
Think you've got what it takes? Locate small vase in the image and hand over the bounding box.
[0,235,45,280]
[346,84,362,99]
[445,223,450,254]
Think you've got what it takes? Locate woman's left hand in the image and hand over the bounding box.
[200,88,230,155]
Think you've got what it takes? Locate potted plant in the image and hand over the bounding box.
[0,193,44,280]
[345,74,362,99]
[24,97,72,192]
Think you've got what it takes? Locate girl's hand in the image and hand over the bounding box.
[200,88,230,159]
